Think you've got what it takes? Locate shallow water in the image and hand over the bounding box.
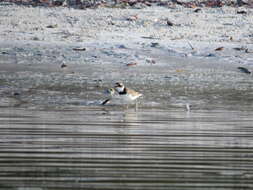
[0,106,253,190]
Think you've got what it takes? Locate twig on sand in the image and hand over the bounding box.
[141,36,160,40]
[215,47,224,51]
[187,41,195,50]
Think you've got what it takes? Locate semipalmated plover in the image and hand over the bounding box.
[101,88,115,105]
[114,82,142,102]
[101,83,142,108]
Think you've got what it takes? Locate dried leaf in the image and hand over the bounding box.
[215,47,224,51]
[127,62,137,67]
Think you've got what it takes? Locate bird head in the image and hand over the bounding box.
[105,88,115,95]
[114,82,125,93]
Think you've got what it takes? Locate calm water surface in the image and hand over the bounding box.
[0,106,253,190]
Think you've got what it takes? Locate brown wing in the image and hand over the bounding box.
[125,88,142,97]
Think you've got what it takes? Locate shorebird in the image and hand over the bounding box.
[102,82,142,109]
[101,88,115,105]
[114,82,142,101]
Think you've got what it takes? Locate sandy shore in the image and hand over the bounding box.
[0,3,253,62]
[0,2,253,110]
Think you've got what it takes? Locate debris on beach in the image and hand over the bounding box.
[234,47,246,51]
[237,10,247,14]
[150,42,160,48]
[118,44,127,49]
[13,92,20,96]
[176,69,184,73]
[141,36,160,40]
[237,67,251,74]
[31,37,40,41]
[61,63,67,68]
[73,47,86,51]
[215,47,224,51]
[1,51,8,55]
[194,8,201,13]
[126,62,137,67]
[126,15,138,21]
[204,0,223,7]
[187,41,195,50]
[166,19,174,27]
[146,58,156,64]
[46,24,58,28]
[206,53,216,57]
[233,47,252,53]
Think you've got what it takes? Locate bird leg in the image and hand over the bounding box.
[135,100,138,111]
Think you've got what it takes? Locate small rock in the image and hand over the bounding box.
[166,19,174,26]
[146,59,156,64]
[46,24,58,28]
[206,53,216,57]
[13,92,20,96]
[194,8,201,13]
[31,37,39,41]
[61,63,67,68]
[151,42,160,47]
[164,76,172,79]
[118,44,127,49]
[237,10,247,14]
